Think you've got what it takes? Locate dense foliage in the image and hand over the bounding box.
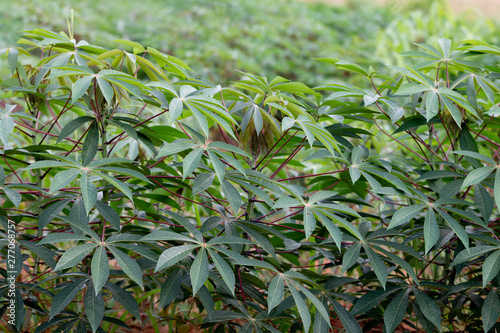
[2,0,498,86]
[1,26,500,332]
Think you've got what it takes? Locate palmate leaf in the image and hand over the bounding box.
[207,248,235,294]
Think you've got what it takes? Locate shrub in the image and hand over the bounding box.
[0,28,500,333]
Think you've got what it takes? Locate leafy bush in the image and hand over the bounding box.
[1,27,500,333]
[2,0,498,86]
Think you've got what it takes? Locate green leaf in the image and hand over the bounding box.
[38,233,91,245]
[483,250,500,287]
[0,166,4,187]
[82,122,99,166]
[7,48,18,75]
[462,166,495,188]
[289,287,311,332]
[96,76,114,105]
[452,150,495,165]
[3,188,21,207]
[342,243,361,273]
[72,76,93,103]
[57,116,95,144]
[141,230,197,243]
[54,243,98,271]
[94,171,133,201]
[169,98,184,123]
[436,209,469,250]
[49,168,81,193]
[364,245,388,289]
[182,147,204,180]
[330,299,362,333]
[221,179,241,213]
[104,282,141,320]
[475,184,494,222]
[50,279,88,319]
[107,246,143,289]
[208,248,235,294]
[94,200,121,231]
[424,208,439,254]
[192,173,215,195]
[304,207,316,240]
[207,150,225,182]
[208,141,252,158]
[452,246,498,266]
[384,289,410,333]
[84,283,105,333]
[190,248,209,295]
[495,169,500,211]
[267,274,284,312]
[482,289,500,333]
[109,120,138,141]
[350,288,400,316]
[91,245,109,295]
[80,172,97,215]
[159,268,183,308]
[425,90,439,121]
[412,288,441,330]
[388,204,426,229]
[156,244,199,272]
[394,83,429,96]
[38,199,71,230]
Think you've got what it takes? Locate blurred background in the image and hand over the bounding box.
[1,0,498,87]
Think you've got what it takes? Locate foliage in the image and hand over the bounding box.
[0,26,500,333]
[1,0,498,87]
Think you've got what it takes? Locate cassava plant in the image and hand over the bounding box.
[0,28,499,333]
